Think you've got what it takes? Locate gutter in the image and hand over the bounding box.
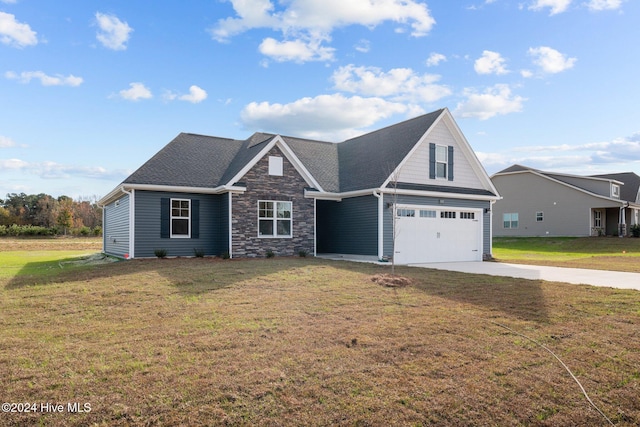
[98,183,246,206]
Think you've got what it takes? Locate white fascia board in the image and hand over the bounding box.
[273,137,324,191]
[99,184,245,206]
[380,109,445,189]
[379,187,501,202]
[306,186,500,202]
[439,109,500,196]
[224,136,324,191]
[304,188,377,201]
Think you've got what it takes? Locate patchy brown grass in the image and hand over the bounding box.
[0,237,102,252]
[1,240,639,426]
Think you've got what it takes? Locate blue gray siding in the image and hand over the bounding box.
[317,195,378,255]
[382,194,491,257]
[134,190,228,258]
[104,194,130,258]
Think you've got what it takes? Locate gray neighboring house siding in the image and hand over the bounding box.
[134,190,227,258]
[316,196,378,256]
[103,194,130,258]
[492,171,622,237]
[231,146,315,258]
[382,194,491,258]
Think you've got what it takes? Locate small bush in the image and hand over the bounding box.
[93,226,102,236]
[266,249,275,258]
[79,226,91,236]
[631,224,640,238]
[154,248,168,258]
[298,249,308,258]
[220,251,230,260]
[193,248,206,258]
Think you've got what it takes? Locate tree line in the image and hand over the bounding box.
[0,193,102,236]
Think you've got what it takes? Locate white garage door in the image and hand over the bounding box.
[394,206,482,264]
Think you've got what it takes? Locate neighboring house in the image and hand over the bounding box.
[98,108,499,264]
[491,165,640,237]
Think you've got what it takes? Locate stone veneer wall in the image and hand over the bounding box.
[231,145,315,258]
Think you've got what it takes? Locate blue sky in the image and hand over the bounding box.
[1,0,638,199]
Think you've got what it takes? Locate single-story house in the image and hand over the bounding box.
[98,108,500,264]
[491,165,640,237]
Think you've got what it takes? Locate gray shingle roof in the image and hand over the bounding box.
[124,133,243,188]
[121,109,449,193]
[591,172,640,202]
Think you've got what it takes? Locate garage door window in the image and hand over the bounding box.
[397,208,416,217]
[420,210,437,218]
[441,211,456,219]
[460,212,475,219]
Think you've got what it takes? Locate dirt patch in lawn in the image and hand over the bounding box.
[371,273,413,287]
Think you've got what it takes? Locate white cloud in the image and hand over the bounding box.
[240,93,410,140]
[474,50,509,75]
[0,158,129,180]
[332,64,451,103]
[165,85,208,103]
[529,0,572,15]
[95,12,133,51]
[259,37,335,62]
[116,82,152,101]
[426,52,446,67]
[5,70,83,86]
[586,0,623,11]
[479,132,640,175]
[454,84,526,120]
[1,1,18,4]
[528,46,576,73]
[354,39,370,53]
[0,136,16,148]
[211,0,435,62]
[0,11,38,48]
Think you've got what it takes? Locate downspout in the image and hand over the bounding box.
[373,190,383,261]
[121,187,135,258]
[228,192,233,259]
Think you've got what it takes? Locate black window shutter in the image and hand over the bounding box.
[429,143,436,179]
[448,146,454,181]
[160,198,170,238]
[191,199,200,239]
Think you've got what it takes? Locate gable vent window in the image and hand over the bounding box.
[612,184,620,199]
[268,156,283,176]
[536,211,544,222]
[429,143,454,181]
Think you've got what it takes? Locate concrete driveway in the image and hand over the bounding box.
[411,262,640,291]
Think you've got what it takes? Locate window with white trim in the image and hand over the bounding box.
[258,201,292,237]
[536,211,544,222]
[594,210,602,228]
[171,199,190,237]
[436,145,448,179]
[503,213,518,229]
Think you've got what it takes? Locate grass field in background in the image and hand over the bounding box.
[1,238,639,426]
[493,236,640,272]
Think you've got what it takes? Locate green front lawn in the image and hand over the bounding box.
[1,239,639,426]
[493,236,640,272]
